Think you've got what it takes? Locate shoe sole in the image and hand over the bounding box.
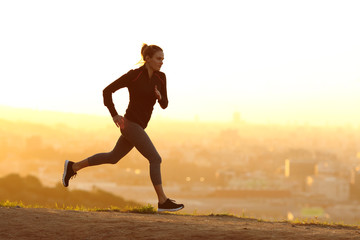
[157,206,184,212]
[62,160,70,187]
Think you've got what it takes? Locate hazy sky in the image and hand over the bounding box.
[1,0,360,125]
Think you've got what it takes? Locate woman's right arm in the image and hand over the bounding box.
[112,115,125,129]
[103,70,134,124]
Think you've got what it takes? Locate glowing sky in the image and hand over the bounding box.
[1,0,360,125]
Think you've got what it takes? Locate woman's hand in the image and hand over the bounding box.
[113,115,125,129]
[155,86,162,101]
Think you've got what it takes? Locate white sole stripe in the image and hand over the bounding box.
[157,206,184,212]
[62,160,69,187]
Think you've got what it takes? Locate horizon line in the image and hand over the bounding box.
[0,104,359,128]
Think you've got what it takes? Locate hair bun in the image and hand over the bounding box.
[141,43,148,56]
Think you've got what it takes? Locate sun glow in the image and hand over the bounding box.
[1,0,360,126]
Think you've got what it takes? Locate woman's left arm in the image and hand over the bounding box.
[157,73,168,109]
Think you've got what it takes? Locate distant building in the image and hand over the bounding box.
[306,175,349,201]
[284,158,318,192]
[285,158,318,179]
[215,169,236,187]
[350,168,360,201]
[209,189,291,198]
[316,161,338,176]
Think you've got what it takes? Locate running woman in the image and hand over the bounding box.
[62,44,184,212]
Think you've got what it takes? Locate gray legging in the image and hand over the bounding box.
[87,118,162,185]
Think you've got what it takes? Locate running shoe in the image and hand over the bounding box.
[62,160,76,187]
[158,198,184,212]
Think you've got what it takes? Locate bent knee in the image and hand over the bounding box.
[109,159,119,164]
[107,152,121,164]
[151,155,162,165]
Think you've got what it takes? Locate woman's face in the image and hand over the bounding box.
[146,51,164,71]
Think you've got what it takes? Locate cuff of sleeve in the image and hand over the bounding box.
[159,99,168,109]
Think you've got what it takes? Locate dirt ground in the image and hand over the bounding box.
[1,207,360,240]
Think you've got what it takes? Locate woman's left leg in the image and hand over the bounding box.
[63,135,134,187]
[73,135,134,172]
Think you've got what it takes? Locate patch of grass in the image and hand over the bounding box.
[53,203,88,211]
[0,200,27,208]
[208,213,238,218]
[1,200,156,214]
[124,204,157,214]
[62,204,158,214]
[92,205,122,212]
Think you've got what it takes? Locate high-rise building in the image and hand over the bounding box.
[350,168,360,201]
[285,158,318,179]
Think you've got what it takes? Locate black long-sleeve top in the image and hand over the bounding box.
[103,65,168,129]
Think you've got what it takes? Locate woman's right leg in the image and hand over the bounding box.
[73,135,134,172]
[121,121,184,211]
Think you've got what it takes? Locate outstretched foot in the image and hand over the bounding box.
[62,160,77,187]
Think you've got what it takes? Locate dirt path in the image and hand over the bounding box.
[1,207,359,240]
